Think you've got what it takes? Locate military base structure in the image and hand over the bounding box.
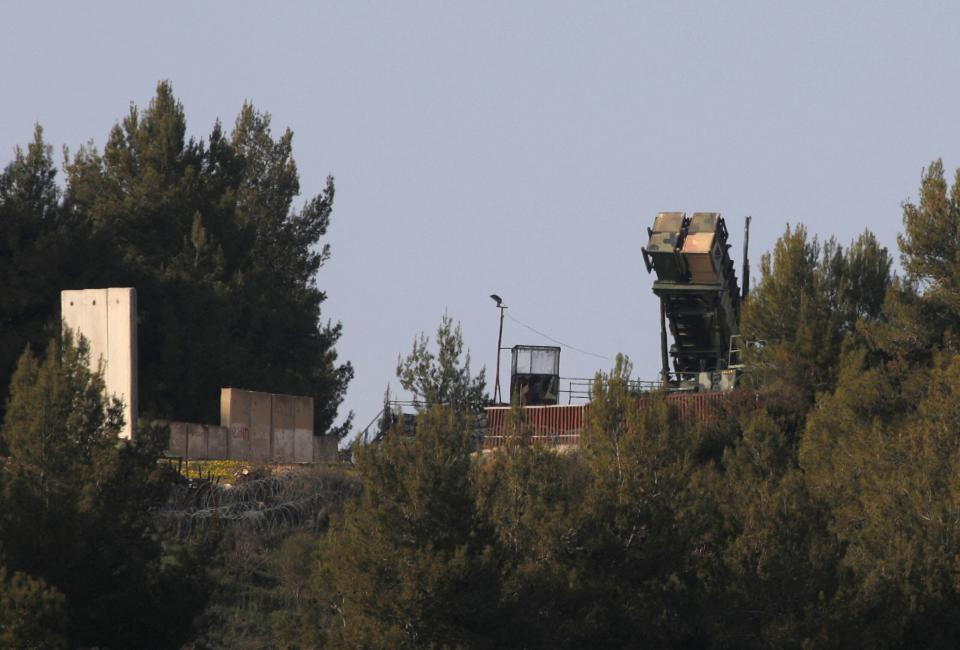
[643,211,748,388]
[66,212,749,456]
[479,211,750,448]
[482,391,725,449]
[60,288,338,463]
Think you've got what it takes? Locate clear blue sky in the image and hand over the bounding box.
[3,1,960,437]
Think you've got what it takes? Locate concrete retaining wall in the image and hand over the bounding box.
[163,418,337,463]
[165,421,230,460]
[161,388,337,463]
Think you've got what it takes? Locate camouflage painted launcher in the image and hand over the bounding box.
[642,212,741,375]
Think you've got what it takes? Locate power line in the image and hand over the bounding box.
[505,312,614,361]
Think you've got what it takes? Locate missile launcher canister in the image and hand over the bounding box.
[643,212,742,378]
[643,211,687,282]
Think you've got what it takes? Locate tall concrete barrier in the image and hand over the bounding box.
[214,388,333,463]
[61,288,137,438]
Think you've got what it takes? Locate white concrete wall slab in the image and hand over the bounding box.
[61,288,137,438]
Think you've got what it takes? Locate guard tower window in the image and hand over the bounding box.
[510,345,560,406]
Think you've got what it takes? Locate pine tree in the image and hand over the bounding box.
[473,428,587,648]
[741,224,892,406]
[0,332,210,648]
[0,564,66,649]
[898,161,960,316]
[707,406,841,647]
[396,312,487,413]
[62,81,352,433]
[0,125,87,426]
[310,406,501,648]
[889,159,960,354]
[567,356,707,646]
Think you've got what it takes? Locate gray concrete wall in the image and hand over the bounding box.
[294,395,314,463]
[294,430,314,464]
[227,423,251,461]
[217,388,331,464]
[221,389,250,460]
[168,421,188,457]
[272,394,295,463]
[250,390,272,462]
[207,424,228,459]
[187,423,209,459]
[313,435,339,463]
[157,421,230,461]
[221,388,273,461]
[61,288,138,439]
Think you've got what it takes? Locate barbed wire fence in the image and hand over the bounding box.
[158,468,360,539]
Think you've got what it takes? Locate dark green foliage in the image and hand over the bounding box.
[890,159,960,356]
[0,334,210,648]
[743,225,892,349]
[740,224,893,420]
[396,313,487,413]
[0,126,92,427]
[0,565,67,649]
[704,406,841,648]
[474,420,588,647]
[0,84,353,643]
[185,466,361,650]
[898,160,960,317]
[300,167,960,647]
[312,407,501,648]
[564,358,708,647]
[1,81,351,435]
[800,351,960,647]
[7,93,960,648]
[307,359,712,648]
[190,528,320,650]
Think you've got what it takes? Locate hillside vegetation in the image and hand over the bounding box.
[292,162,960,648]
[5,82,960,648]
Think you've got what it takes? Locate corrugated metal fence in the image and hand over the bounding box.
[483,391,725,449]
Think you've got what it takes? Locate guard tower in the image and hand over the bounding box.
[510,345,560,406]
[642,212,743,386]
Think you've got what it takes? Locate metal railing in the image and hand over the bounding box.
[356,369,739,447]
[560,377,664,403]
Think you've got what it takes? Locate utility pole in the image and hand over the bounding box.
[742,216,751,299]
[490,294,507,404]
